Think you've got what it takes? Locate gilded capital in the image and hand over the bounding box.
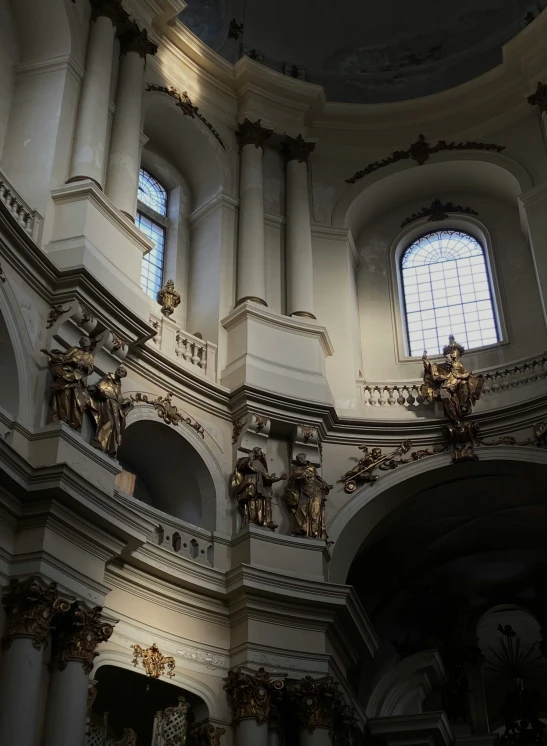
[1,576,70,651]
[191,722,226,746]
[118,20,158,58]
[528,82,547,114]
[89,0,126,24]
[52,602,115,673]
[236,119,273,150]
[290,676,355,738]
[224,667,284,726]
[283,134,316,164]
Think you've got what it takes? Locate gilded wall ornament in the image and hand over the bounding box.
[345,134,505,184]
[46,303,71,328]
[400,198,479,228]
[224,667,284,726]
[131,643,175,679]
[527,82,547,114]
[232,418,247,444]
[89,366,132,456]
[341,441,411,492]
[52,602,114,674]
[157,279,181,318]
[282,134,316,164]
[230,447,287,529]
[443,420,480,463]
[153,696,189,745]
[421,336,484,423]
[285,454,332,539]
[146,85,226,149]
[130,392,205,438]
[1,576,70,650]
[190,723,226,746]
[236,118,273,150]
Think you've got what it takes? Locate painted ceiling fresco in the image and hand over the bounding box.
[180,0,546,103]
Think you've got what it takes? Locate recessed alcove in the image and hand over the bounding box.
[0,311,19,418]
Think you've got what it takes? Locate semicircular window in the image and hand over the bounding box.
[401,230,499,357]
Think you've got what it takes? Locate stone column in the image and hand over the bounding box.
[224,667,284,746]
[42,603,115,746]
[0,577,69,746]
[68,0,125,188]
[519,182,547,333]
[283,135,316,319]
[105,22,157,219]
[235,119,273,307]
[291,676,355,746]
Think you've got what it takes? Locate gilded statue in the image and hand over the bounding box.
[88,366,132,456]
[285,454,332,539]
[230,447,287,530]
[421,335,484,423]
[41,337,96,431]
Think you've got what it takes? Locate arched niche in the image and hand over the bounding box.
[142,93,233,212]
[117,408,229,533]
[0,281,32,426]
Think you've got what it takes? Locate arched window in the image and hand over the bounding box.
[401,230,499,357]
[136,168,168,300]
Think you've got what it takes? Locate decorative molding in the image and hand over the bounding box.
[130,392,205,437]
[0,262,5,282]
[400,198,479,227]
[146,84,226,149]
[345,134,506,184]
[131,642,175,679]
[176,647,226,669]
[527,81,547,114]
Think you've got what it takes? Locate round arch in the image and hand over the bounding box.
[120,405,231,534]
[0,275,33,427]
[328,447,547,584]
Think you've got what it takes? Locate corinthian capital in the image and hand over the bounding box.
[89,0,126,24]
[118,19,158,58]
[224,667,284,726]
[283,134,316,164]
[190,722,226,746]
[290,676,356,738]
[236,119,273,150]
[1,576,70,651]
[52,602,115,673]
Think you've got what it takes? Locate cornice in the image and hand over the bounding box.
[311,225,359,267]
[519,180,547,208]
[367,712,454,746]
[15,53,85,82]
[188,192,238,229]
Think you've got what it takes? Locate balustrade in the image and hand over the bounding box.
[149,312,218,381]
[0,169,43,241]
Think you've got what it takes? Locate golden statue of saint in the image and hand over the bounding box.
[285,454,332,540]
[230,447,287,530]
[88,366,132,456]
[41,337,96,432]
[421,335,484,423]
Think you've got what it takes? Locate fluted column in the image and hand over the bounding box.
[0,577,69,746]
[235,119,273,307]
[68,0,125,187]
[105,22,157,218]
[224,667,284,746]
[283,135,316,319]
[42,603,115,746]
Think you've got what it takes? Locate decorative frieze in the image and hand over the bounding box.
[236,118,273,150]
[1,577,69,650]
[282,134,316,164]
[52,602,114,673]
[224,667,284,725]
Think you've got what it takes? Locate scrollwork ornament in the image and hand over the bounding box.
[290,676,355,739]
[130,392,205,437]
[131,643,175,679]
[232,418,247,444]
[224,667,284,726]
[190,722,226,746]
[1,576,69,650]
[46,303,71,329]
[53,602,114,674]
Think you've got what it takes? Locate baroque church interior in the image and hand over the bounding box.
[1,0,547,744]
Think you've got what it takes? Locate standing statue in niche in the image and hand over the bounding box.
[88,366,132,457]
[421,336,484,423]
[41,337,96,432]
[230,447,287,530]
[285,453,332,540]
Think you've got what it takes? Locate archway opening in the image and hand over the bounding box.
[0,310,19,418]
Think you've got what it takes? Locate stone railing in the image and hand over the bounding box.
[154,521,214,567]
[0,169,43,242]
[359,352,547,410]
[149,312,218,382]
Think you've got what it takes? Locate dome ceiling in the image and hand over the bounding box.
[180,0,546,103]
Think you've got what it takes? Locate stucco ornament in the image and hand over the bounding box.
[224,667,284,725]
[131,643,175,679]
[285,453,332,539]
[230,447,287,530]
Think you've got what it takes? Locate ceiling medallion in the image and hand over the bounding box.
[345,134,505,184]
[131,643,175,679]
[400,198,479,228]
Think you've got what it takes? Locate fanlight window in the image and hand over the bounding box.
[401,230,499,357]
[137,169,168,300]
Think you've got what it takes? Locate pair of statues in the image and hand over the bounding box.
[42,337,132,456]
[231,448,332,539]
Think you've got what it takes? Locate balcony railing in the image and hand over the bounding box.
[149,311,217,382]
[0,169,43,242]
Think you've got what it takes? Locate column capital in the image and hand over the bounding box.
[52,602,115,673]
[528,81,547,114]
[118,19,158,58]
[236,119,273,150]
[283,134,316,165]
[1,576,70,651]
[190,722,226,745]
[290,676,356,738]
[224,667,284,726]
[89,0,126,25]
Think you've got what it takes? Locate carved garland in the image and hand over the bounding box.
[146,85,226,150]
[130,392,205,438]
[345,134,505,184]
[46,304,71,329]
[400,198,479,228]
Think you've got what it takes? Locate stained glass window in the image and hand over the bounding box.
[401,230,499,357]
[137,169,167,300]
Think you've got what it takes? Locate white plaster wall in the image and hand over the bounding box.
[0,0,17,158]
[265,219,285,314]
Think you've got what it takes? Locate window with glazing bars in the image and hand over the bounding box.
[137,169,168,300]
[401,230,499,357]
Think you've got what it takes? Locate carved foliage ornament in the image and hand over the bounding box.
[190,723,226,746]
[282,134,315,164]
[400,198,479,228]
[130,392,205,438]
[236,118,273,150]
[131,643,175,679]
[146,85,226,150]
[224,667,284,726]
[290,676,356,739]
[118,19,158,58]
[1,577,70,650]
[46,303,71,329]
[346,134,505,184]
[53,602,114,673]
